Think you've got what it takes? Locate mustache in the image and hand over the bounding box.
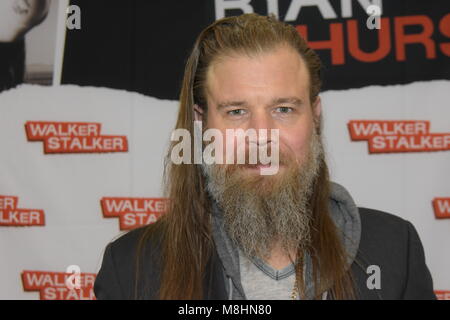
[221,148,296,171]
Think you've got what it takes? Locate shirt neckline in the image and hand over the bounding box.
[239,249,296,281]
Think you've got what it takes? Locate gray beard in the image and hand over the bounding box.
[201,129,324,260]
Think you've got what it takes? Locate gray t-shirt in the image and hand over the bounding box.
[238,249,298,300]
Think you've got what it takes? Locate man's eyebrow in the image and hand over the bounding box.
[216,97,304,110]
[271,97,304,106]
[216,100,247,110]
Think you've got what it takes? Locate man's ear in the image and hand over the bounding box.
[193,104,204,122]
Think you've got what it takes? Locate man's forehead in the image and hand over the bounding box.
[204,47,310,104]
[207,48,307,78]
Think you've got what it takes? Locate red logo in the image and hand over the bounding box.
[348,120,450,153]
[0,195,45,227]
[433,198,450,219]
[100,197,168,230]
[435,290,450,300]
[25,121,128,153]
[21,270,96,300]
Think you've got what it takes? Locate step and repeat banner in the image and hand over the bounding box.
[0,0,449,300]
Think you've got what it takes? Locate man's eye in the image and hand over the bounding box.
[227,109,246,116]
[276,106,293,113]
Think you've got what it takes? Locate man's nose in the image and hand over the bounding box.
[247,111,275,146]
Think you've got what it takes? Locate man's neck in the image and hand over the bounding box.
[263,241,297,271]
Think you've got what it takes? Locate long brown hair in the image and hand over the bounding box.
[136,13,355,300]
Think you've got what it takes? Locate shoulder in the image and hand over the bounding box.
[358,206,414,231]
[94,222,164,299]
[357,206,416,254]
[354,207,435,299]
[108,225,147,256]
[358,206,408,226]
[108,220,165,257]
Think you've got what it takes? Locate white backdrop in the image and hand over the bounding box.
[0,79,448,299]
[0,0,449,300]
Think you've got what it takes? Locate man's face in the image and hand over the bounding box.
[201,44,321,172]
[198,45,324,259]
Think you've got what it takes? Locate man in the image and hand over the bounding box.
[94,13,435,300]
